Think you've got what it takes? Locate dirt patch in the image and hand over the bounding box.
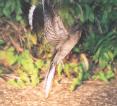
[0,19,117,106]
[0,77,117,106]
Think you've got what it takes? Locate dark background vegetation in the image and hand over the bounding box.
[0,0,117,90]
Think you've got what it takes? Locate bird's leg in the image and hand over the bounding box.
[51,47,57,61]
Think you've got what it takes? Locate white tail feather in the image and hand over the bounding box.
[28,5,36,29]
[44,65,56,98]
[42,0,45,12]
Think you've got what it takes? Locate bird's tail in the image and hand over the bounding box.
[28,0,53,30]
[28,5,36,29]
[44,64,56,98]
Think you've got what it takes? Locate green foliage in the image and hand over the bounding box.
[82,32,100,54]
[0,0,23,21]
[0,0,117,89]
[93,66,115,82]
[0,47,18,65]
[93,32,117,68]
[57,0,96,26]
[12,50,45,87]
[57,64,63,76]
[0,39,5,45]
[59,7,75,27]
[0,69,3,76]
[57,54,90,91]
[69,61,90,91]
[56,1,117,82]
[31,0,40,5]
[70,63,83,91]
[0,47,46,88]
[57,0,117,79]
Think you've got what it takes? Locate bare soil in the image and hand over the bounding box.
[0,77,117,106]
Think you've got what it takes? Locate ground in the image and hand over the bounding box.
[0,19,117,106]
[0,77,117,106]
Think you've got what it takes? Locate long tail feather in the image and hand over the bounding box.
[28,5,36,29]
[42,0,45,12]
[44,64,56,98]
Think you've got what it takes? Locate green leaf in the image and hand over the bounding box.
[35,59,44,69]
[93,71,108,82]
[19,71,30,84]
[76,4,84,22]
[57,63,63,76]
[83,71,90,80]
[30,72,40,87]
[0,69,3,75]
[70,78,82,91]
[8,79,19,87]
[3,1,12,17]
[16,79,26,88]
[105,70,115,80]
[59,8,74,26]
[0,39,5,45]
[0,47,17,65]
[64,64,71,78]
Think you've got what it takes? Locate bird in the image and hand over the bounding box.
[29,0,82,97]
[44,30,81,97]
[42,0,82,97]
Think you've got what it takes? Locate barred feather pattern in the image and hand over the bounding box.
[42,0,69,46]
[44,16,69,46]
[44,31,81,98]
[42,0,82,98]
[52,31,81,65]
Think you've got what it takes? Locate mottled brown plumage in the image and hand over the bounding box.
[43,0,82,97]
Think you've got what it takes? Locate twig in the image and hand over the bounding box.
[9,36,23,52]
